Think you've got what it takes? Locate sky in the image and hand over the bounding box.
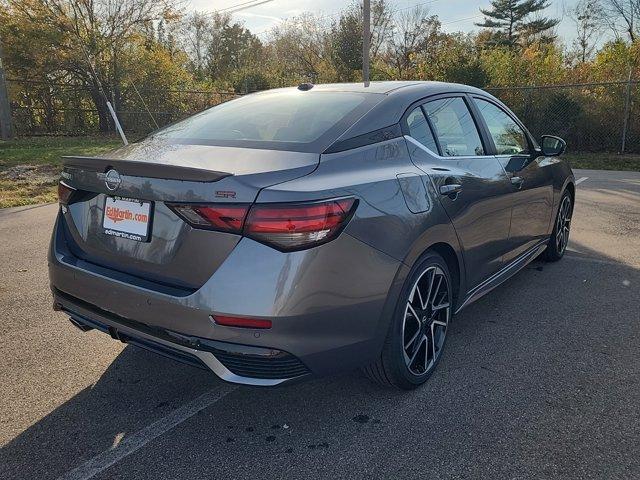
[187,0,596,46]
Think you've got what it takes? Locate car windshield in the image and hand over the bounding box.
[152,90,379,152]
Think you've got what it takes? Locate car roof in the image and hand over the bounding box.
[268,80,486,96]
[309,81,423,94]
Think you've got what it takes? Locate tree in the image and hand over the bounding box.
[569,0,603,63]
[475,0,559,48]
[269,13,333,84]
[385,6,441,79]
[2,0,176,131]
[330,4,363,81]
[180,12,231,81]
[598,0,640,42]
[0,0,196,133]
[328,0,395,81]
[419,33,489,86]
[206,23,262,90]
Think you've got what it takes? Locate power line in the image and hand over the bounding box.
[218,0,265,12]
[440,14,482,27]
[203,0,275,16]
[226,0,275,14]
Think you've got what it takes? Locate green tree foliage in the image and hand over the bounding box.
[267,13,334,84]
[1,0,639,139]
[0,0,180,131]
[476,0,559,48]
[330,4,363,81]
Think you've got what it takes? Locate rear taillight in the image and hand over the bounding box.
[168,197,357,251]
[168,204,249,233]
[245,198,357,251]
[58,181,75,205]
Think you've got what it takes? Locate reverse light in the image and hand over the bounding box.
[212,315,272,329]
[168,197,357,251]
[58,181,76,205]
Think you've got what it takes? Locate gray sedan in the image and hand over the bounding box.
[49,81,574,389]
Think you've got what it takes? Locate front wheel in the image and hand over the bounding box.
[544,191,573,262]
[364,252,453,390]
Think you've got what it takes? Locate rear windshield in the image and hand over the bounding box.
[152,90,381,153]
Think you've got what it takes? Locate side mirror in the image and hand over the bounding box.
[540,135,566,156]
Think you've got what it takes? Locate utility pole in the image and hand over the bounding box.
[363,0,370,87]
[0,40,14,140]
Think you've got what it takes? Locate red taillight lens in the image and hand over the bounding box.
[168,204,249,233]
[58,182,75,205]
[245,198,357,251]
[168,197,357,251]
[212,315,272,329]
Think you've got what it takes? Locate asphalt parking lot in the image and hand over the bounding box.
[1,168,639,480]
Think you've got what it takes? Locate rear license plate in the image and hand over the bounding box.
[103,196,152,242]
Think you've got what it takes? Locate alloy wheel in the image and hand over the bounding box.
[401,265,451,376]
[555,195,572,254]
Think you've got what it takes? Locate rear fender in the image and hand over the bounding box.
[256,137,466,358]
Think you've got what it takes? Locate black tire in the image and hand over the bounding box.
[364,251,453,390]
[544,190,573,262]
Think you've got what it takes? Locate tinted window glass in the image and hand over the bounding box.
[406,107,438,153]
[423,98,484,156]
[153,91,373,150]
[475,98,529,155]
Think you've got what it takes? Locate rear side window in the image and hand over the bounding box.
[423,98,485,157]
[406,107,438,153]
[152,90,380,153]
[475,98,529,155]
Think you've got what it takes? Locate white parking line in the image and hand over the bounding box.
[575,176,589,185]
[58,386,238,480]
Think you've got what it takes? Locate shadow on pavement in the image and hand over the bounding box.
[2,240,639,479]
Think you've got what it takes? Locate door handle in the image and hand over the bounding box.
[439,184,462,196]
[511,176,524,188]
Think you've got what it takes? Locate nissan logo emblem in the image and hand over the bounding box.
[104,169,122,191]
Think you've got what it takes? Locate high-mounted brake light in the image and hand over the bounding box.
[168,197,357,251]
[244,198,357,251]
[58,181,75,205]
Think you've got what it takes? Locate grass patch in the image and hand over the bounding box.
[564,152,640,172]
[0,136,121,170]
[0,136,120,208]
[0,180,57,209]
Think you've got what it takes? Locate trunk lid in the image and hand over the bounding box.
[60,141,319,290]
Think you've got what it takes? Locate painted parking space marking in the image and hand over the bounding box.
[575,176,589,185]
[58,386,238,480]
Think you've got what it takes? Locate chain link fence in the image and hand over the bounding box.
[6,79,639,154]
[6,78,241,138]
[486,81,639,154]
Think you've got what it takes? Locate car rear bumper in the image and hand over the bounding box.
[53,288,309,386]
[49,212,407,386]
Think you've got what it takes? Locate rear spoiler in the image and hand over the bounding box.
[61,156,231,183]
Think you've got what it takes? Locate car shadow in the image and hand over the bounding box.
[2,240,639,480]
